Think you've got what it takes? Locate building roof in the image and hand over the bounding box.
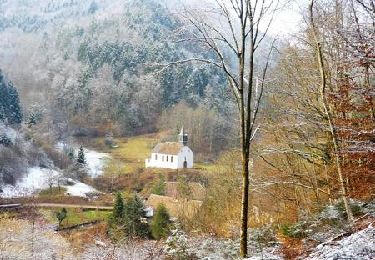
[152,142,184,155]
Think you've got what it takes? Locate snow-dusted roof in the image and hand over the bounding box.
[152,142,184,155]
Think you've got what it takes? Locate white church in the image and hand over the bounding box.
[145,128,193,169]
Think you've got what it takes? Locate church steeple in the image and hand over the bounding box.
[178,127,188,146]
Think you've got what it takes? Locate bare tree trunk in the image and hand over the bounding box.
[309,0,353,222]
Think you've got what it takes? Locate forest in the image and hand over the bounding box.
[0,0,374,259]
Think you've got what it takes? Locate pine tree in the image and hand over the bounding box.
[151,174,166,195]
[0,69,22,124]
[151,204,170,240]
[112,192,125,222]
[108,192,125,240]
[56,208,67,229]
[77,145,86,165]
[123,194,149,238]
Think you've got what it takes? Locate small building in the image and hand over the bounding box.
[145,128,193,169]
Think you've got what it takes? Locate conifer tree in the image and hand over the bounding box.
[112,192,125,222]
[151,204,170,240]
[108,192,126,240]
[123,194,149,238]
[56,208,67,229]
[77,145,86,165]
[0,69,22,124]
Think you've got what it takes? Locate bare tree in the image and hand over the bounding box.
[164,0,279,257]
[309,0,354,222]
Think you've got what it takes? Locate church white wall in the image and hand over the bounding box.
[145,153,179,169]
[177,147,194,168]
[145,147,194,169]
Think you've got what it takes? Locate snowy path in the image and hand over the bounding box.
[24,203,112,210]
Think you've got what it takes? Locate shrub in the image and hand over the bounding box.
[251,224,277,245]
[164,223,196,260]
[151,204,171,240]
[336,199,364,219]
[281,222,308,239]
[150,174,166,195]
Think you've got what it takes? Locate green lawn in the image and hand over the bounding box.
[101,136,158,175]
[92,135,215,176]
[41,208,111,229]
[39,187,67,197]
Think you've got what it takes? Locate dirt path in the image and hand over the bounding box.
[1,203,112,211]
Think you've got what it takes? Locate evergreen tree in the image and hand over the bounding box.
[123,194,149,238]
[77,145,86,165]
[164,223,191,259]
[56,208,67,229]
[0,69,22,124]
[151,174,166,195]
[108,192,125,240]
[112,192,125,222]
[88,1,98,14]
[151,204,170,240]
[67,148,75,160]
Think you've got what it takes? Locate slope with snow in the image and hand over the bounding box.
[306,225,375,260]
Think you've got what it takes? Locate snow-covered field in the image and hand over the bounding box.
[85,149,110,177]
[56,142,110,177]
[0,167,97,198]
[0,167,60,198]
[0,143,108,198]
[64,182,97,197]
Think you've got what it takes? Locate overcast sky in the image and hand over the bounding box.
[268,0,307,36]
[164,0,306,38]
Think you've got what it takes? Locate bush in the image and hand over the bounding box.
[151,204,170,240]
[150,174,166,195]
[281,222,309,239]
[250,224,277,245]
[164,223,196,260]
[336,200,363,218]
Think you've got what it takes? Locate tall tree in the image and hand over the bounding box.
[0,69,22,124]
[172,1,278,257]
[123,195,149,238]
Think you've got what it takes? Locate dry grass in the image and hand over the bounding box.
[61,222,108,253]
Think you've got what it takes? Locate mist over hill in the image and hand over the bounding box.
[0,0,236,143]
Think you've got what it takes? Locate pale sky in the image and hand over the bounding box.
[165,0,306,38]
[263,0,306,37]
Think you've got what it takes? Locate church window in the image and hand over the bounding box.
[162,156,164,162]
[155,154,158,160]
[171,156,173,163]
[167,156,168,162]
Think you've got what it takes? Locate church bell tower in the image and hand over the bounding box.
[178,127,188,146]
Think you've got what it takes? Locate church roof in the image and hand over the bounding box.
[152,142,184,155]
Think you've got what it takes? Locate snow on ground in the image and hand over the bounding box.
[56,142,110,177]
[305,225,375,260]
[0,167,59,198]
[0,167,98,198]
[188,237,281,260]
[0,123,19,142]
[64,182,97,197]
[0,217,75,260]
[85,149,110,177]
